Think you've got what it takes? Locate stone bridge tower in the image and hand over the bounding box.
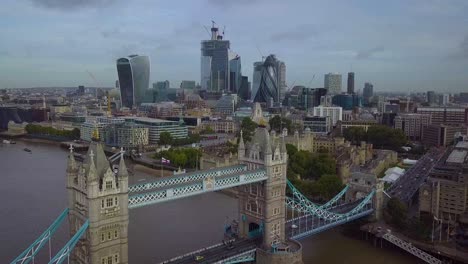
[67,141,129,264]
[345,172,384,221]
[238,128,303,264]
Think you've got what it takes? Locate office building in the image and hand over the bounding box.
[116,55,150,109]
[303,116,331,134]
[427,91,436,105]
[298,88,327,110]
[394,113,431,140]
[313,106,343,126]
[215,94,237,116]
[416,107,468,125]
[229,53,242,93]
[422,124,467,147]
[104,122,149,149]
[419,141,468,224]
[180,80,196,90]
[277,60,287,102]
[201,23,230,92]
[347,72,354,94]
[238,76,250,100]
[338,119,377,133]
[129,117,188,144]
[252,55,282,105]
[80,121,108,142]
[324,73,342,95]
[363,82,373,101]
[438,94,450,106]
[332,94,362,110]
[153,81,170,90]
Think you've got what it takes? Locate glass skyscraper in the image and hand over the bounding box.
[116,55,150,109]
[229,53,242,93]
[252,55,280,105]
[200,25,230,92]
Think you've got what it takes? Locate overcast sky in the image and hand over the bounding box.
[1,0,468,92]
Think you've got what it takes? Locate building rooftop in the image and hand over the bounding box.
[446,149,467,164]
[455,141,468,150]
[127,116,179,124]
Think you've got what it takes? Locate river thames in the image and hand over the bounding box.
[0,141,419,263]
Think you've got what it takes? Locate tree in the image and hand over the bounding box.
[343,127,366,145]
[200,127,215,134]
[384,198,408,229]
[269,115,292,133]
[159,131,173,146]
[239,117,258,143]
[367,126,406,150]
[316,174,343,200]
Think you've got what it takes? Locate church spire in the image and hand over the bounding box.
[238,130,245,150]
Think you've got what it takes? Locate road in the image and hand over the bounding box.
[387,148,445,203]
[163,238,257,264]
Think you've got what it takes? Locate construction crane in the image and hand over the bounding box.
[307,74,316,88]
[86,70,100,98]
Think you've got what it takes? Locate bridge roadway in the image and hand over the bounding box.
[387,148,445,203]
[164,200,368,264]
[162,238,258,264]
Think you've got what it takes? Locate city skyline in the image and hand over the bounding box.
[1,0,468,93]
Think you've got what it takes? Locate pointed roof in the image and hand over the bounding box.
[264,131,272,155]
[281,135,287,153]
[238,130,245,150]
[87,150,98,182]
[84,141,111,178]
[117,148,128,178]
[67,144,77,171]
[248,127,275,156]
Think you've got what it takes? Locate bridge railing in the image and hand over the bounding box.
[129,168,267,208]
[11,208,69,264]
[129,164,247,193]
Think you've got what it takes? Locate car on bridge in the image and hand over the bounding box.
[194,255,204,262]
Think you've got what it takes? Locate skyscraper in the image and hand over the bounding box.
[229,53,242,93]
[116,55,150,109]
[363,82,374,103]
[324,73,342,95]
[200,23,230,92]
[427,91,436,105]
[252,55,283,105]
[347,72,354,94]
[277,60,286,102]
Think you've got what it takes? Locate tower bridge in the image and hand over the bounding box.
[11,128,383,264]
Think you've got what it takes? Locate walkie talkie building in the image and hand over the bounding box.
[116,55,150,109]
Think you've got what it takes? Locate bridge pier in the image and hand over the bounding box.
[255,240,303,264]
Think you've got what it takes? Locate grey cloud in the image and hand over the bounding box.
[460,35,468,58]
[355,46,384,59]
[206,0,258,8]
[29,0,118,10]
[270,25,317,42]
[101,28,121,38]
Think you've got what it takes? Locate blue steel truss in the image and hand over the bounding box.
[48,220,89,264]
[287,180,375,222]
[11,208,69,264]
[129,165,247,193]
[129,169,267,209]
[287,179,348,209]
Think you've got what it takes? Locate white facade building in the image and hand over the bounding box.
[313,106,343,126]
[324,73,342,95]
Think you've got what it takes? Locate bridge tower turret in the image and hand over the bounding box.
[67,141,129,264]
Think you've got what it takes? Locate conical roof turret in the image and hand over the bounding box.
[117,148,128,178]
